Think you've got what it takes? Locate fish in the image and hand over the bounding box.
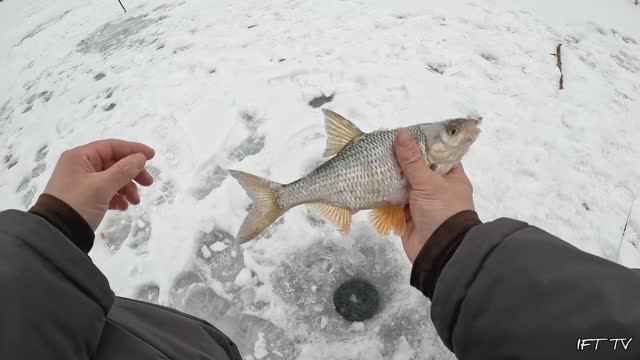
[229,109,481,243]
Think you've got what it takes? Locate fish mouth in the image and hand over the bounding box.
[465,128,480,143]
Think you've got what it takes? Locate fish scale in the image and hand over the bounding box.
[277,127,427,211]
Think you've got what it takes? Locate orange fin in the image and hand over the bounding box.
[308,203,352,234]
[321,109,364,157]
[369,205,406,236]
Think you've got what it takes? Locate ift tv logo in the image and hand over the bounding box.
[577,338,632,351]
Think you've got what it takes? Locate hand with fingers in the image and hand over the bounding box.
[43,139,155,230]
[393,129,475,263]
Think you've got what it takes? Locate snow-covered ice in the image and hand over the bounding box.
[254,332,269,360]
[201,244,212,259]
[234,267,253,287]
[210,240,229,252]
[2,0,640,358]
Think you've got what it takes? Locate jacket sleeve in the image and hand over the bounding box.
[0,210,114,359]
[419,217,640,360]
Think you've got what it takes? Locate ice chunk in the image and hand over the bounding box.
[254,332,268,359]
[200,245,211,259]
[209,241,228,252]
[320,316,328,329]
[393,336,416,360]
[234,268,252,287]
[311,285,317,293]
[350,322,365,332]
[136,219,146,229]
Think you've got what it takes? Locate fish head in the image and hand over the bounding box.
[418,116,481,164]
[439,116,482,147]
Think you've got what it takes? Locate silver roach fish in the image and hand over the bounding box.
[229,109,481,243]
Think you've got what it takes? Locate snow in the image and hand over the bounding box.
[200,244,211,259]
[320,316,328,330]
[2,0,640,359]
[210,241,229,252]
[350,322,366,332]
[393,336,416,360]
[234,268,253,287]
[254,332,269,360]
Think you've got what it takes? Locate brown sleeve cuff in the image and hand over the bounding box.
[410,210,481,299]
[29,194,95,254]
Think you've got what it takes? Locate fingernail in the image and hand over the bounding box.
[397,129,413,147]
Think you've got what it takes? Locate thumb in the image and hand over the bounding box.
[101,153,147,193]
[445,162,466,177]
[393,129,438,190]
[445,162,472,187]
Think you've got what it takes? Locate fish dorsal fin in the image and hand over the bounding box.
[322,109,364,157]
[308,203,352,234]
[370,205,406,236]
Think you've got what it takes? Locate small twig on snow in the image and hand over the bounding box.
[555,44,564,90]
[116,0,127,13]
[615,199,635,263]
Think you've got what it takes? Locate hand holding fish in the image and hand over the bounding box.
[230,109,481,243]
[393,129,474,263]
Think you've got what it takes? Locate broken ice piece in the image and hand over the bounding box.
[234,268,253,287]
[136,219,146,228]
[393,336,415,360]
[201,244,211,259]
[320,316,328,329]
[350,322,365,332]
[231,250,237,258]
[254,332,268,359]
[165,152,175,160]
[209,241,228,252]
[311,285,317,293]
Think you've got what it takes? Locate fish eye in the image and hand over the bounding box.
[448,128,460,136]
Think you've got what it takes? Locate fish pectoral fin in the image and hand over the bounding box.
[370,205,406,236]
[321,109,364,157]
[308,203,352,234]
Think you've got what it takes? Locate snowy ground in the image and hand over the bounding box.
[2,0,640,358]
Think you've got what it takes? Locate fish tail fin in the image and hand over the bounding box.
[229,170,285,243]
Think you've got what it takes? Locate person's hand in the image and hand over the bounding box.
[43,139,155,230]
[393,129,474,263]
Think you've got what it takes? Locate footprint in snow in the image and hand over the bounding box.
[3,152,18,170]
[227,135,265,162]
[146,165,177,206]
[35,144,48,162]
[308,92,335,108]
[22,90,53,113]
[128,214,152,253]
[99,213,133,252]
[135,283,160,303]
[14,145,51,207]
[195,227,244,283]
[378,308,430,358]
[169,270,206,308]
[191,160,228,200]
